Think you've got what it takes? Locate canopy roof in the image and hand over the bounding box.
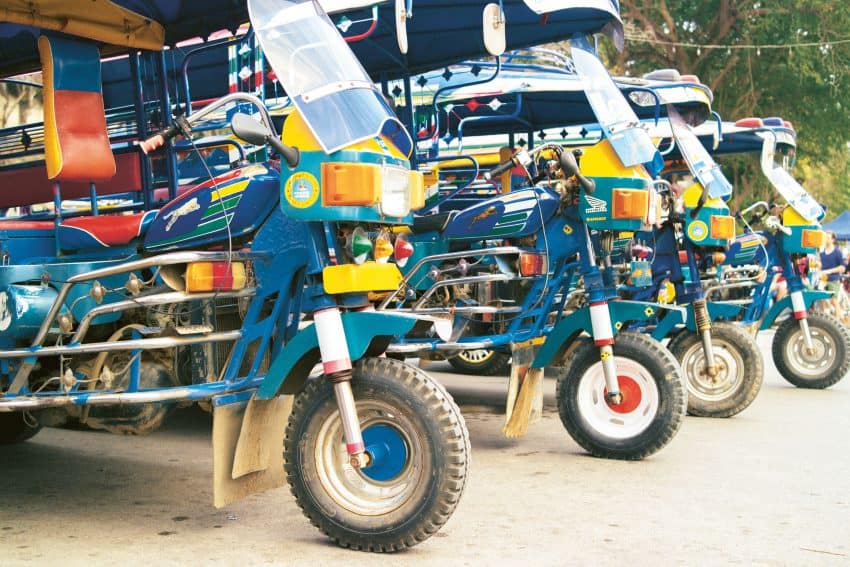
[823,210,850,240]
[399,58,712,138]
[2,0,622,80]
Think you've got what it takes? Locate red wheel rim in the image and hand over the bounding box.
[604,375,642,414]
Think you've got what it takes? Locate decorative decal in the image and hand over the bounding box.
[468,206,497,229]
[0,291,10,331]
[163,197,200,232]
[285,172,320,209]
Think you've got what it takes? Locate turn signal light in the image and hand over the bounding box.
[350,227,373,264]
[612,189,649,220]
[710,215,735,240]
[519,252,548,276]
[374,231,393,263]
[802,229,825,249]
[394,234,415,268]
[322,162,380,206]
[712,252,727,265]
[409,171,425,211]
[185,261,247,292]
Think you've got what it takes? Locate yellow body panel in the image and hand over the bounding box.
[783,206,810,227]
[282,111,408,159]
[578,140,650,180]
[682,182,725,209]
[323,262,403,294]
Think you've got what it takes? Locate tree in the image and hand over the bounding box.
[600,1,850,218]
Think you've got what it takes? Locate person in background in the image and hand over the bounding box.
[819,231,845,317]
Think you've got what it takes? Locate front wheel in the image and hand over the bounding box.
[772,311,850,389]
[0,412,42,445]
[284,357,470,552]
[667,323,763,418]
[556,332,686,460]
[448,349,510,375]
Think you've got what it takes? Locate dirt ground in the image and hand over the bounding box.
[2,332,849,566]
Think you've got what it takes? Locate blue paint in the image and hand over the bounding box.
[361,424,408,482]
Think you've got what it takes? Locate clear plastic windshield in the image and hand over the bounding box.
[760,135,824,222]
[570,35,659,167]
[523,0,624,50]
[667,105,731,200]
[249,0,412,156]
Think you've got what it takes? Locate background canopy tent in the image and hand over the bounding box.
[822,210,850,240]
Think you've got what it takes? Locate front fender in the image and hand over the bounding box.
[759,290,831,331]
[533,300,685,368]
[257,311,419,399]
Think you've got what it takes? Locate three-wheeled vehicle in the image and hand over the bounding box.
[0,0,477,551]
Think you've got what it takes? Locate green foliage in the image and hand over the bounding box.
[600,0,850,216]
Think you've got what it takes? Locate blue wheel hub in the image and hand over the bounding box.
[361,424,408,481]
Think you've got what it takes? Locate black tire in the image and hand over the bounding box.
[667,323,763,418]
[448,349,510,375]
[0,412,42,445]
[284,357,470,551]
[772,311,850,389]
[556,332,686,460]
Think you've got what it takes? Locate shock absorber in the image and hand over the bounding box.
[790,290,815,352]
[313,307,370,469]
[693,298,718,377]
[589,299,621,404]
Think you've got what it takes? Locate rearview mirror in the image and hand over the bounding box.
[482,3,506,56]
[558,149,579,178]
[231,112,271,146]
[395,0,409,54]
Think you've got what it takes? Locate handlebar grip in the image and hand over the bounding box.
[484,158,515,181]
[139,122,182,154]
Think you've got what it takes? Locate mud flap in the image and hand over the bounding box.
[212,395,292,508]
[503,341,544,438]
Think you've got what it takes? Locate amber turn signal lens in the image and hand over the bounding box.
[322,162,381,206]
[802,229,825,249]
[612,189,649,220]
[519,252,547,276]
[710,215,735,240]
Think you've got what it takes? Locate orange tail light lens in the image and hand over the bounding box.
[185,262,247,292]
[612,188,649,220]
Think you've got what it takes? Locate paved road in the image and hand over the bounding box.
[2,333,849,566]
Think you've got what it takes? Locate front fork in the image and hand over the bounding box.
[313,307,370,469]
[692,299,718,376]
[790,289,815,352]
[589,300,622,404]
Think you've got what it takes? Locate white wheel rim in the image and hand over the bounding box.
[784,326,836,379]
[457,349,495,364]
[313,400,424,516]
[576,358,660,439]
[680,339,745,402]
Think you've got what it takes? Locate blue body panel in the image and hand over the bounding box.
[442,188,558,240]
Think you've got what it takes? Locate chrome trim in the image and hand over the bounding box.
[1,330,242,360]
[71,288,256,343]
[412,274,513,310]
[32,251,261,347]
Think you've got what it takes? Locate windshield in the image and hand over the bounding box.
[667,105,731,200]
[570,35,659,168]
[760,135,824,222]
[249,0,412,156]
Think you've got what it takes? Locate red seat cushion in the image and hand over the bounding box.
[0,220,54,231]
[60,210,157,247]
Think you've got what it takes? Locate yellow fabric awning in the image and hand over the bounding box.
[2,0,164,51]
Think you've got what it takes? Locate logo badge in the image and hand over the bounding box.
[285,172,320,209]
[584,194,608,215]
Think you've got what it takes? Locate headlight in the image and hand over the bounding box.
[380,164,412,217]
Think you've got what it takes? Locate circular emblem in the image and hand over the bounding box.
[687,220,708,242]
[284,171,319,209]
[563,224,573,235]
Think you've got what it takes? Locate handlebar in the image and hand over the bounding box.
[484,149,531,181]
[741,200,770,217]
[139,119,188,154]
